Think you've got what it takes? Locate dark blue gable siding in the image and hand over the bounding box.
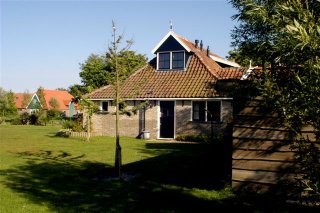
[155,35,186,53]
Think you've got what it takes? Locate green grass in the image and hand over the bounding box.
[0,125,314,212]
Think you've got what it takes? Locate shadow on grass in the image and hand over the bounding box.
[2,142,311,212]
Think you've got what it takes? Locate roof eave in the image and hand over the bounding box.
[209,55,241,68]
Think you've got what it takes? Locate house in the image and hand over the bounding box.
[86,30,247,139]
[15,90,77,117]
[42,89,77,117]
[14,93,41,114]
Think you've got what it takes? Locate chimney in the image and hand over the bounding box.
[200,40,203,50]
[207,46,210,57]
[195,39,199,48]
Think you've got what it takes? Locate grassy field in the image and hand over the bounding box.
[0,125,315,212]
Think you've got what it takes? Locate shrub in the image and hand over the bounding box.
[29,114,39,125]
[19,112,30,125]
[62,120,83,132]
[55,129,71,137]
[176,134,210,143]
[47,109,61,120]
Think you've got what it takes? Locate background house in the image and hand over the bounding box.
[86,31,247,140]
[42,89,77,117]
[14,93,41,114]
[14,90,77,117]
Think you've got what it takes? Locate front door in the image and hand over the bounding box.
[160,101,175,138]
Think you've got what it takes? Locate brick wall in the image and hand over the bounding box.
[175,100,233,136]
[90,99,232,139]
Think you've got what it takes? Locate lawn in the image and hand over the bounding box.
[0,125,313,212]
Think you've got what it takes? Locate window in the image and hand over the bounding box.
[101,101,108,112]
[192,101,221,122]
[158,53,170,69]
[172,52,184,69]
[157,51,185,70]
[193,101,205,121]
[207,101,221,122]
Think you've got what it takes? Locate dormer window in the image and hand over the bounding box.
[157,51,185,70]
[159,52,170,69]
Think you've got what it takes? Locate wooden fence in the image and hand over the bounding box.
[232,97,318,195]
[70,132,108,137]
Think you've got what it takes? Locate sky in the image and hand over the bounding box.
[1,0,238,93]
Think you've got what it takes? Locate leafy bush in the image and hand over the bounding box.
[55,129,71,137]
[176,134,210,143]
[62,120,83,132]
[19,112,30,125]
[29,114,39,125]
[47,109,61,120]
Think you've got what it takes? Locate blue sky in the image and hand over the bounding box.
[1,0,238,93]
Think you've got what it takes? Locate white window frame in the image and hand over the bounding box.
[157,50,185,71]
[191,100,222,122]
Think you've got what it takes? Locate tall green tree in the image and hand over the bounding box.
[0,88,17,118]
[230,0,320,199]
[79,50,147,90]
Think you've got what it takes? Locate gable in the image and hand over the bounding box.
[154,35,187,53]
[28,95,41,109]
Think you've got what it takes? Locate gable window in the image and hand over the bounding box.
[157,51,185,70]
[192,101,221,122]
[158,53,170,69]
[101,101,108,112]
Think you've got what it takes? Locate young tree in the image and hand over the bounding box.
[107,21,147,177]
[230,0,320,199]
[78,98,99,142]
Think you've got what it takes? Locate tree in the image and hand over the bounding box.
[107,21,147,177]
[79,54,109,89]
[78,98,99,142]
[68,84,93,98]
[227,48,261,67]
[21,90,32,108]
[79,48,147,90]
[230,0,320,199]
[48,97,60,109]
[0,88,17,118]
[36,87,46,110]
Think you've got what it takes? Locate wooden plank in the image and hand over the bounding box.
[232,149,296,161]
[232,180,274,192]
[233,127,290,140]
[232,159,298,172]
[232,169,296,184]
[237,107,279,117]
[233,139,292,151]
[233,117,283,128]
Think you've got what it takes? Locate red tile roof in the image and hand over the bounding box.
[14,93,25,109]
[43,90,75,110]
[218,67,247,80]
[87,32,246,100]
